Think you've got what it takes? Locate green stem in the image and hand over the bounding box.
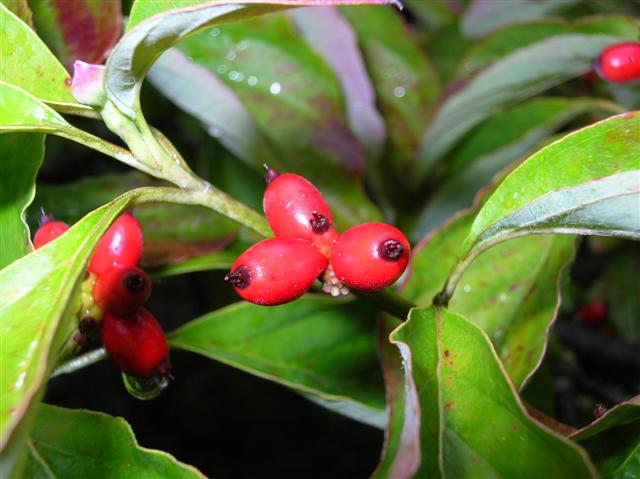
[133,186,272,238]
[51,348,107,378]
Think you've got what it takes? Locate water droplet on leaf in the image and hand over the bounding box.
[122,373,169,400]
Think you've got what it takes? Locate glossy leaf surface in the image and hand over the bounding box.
[107,0,397,118]
[461,0,578,38]
[462,112,640,262]
[341,5,440,173]
[0,134,44,269]
[572,396,640,479]
[388,307,596,477]
[24,403,204,478]
[418,33,633,177]
[413,97,623,236]
[404,206,574,388]
[0,81,70,132]
[454,16,639,80]
[169,296,386,426]
[30,0,122,69]
[288,6,386,161]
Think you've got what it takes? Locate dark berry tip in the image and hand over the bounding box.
[379,239,404,261]
[123,273,147,294]
[309,212,330,234]
[263,164,280,184]
[225,265,251,289]
[156,358,173,379]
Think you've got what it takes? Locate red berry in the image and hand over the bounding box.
[93,266,151,316]
[33,220,69,249]
[576,301,607,328]
[595,42,640,83]
[225,237,328,305]
[89,212,143,275]
[263,167,339,258]
[331,223,410,291]
[100,308,169,378]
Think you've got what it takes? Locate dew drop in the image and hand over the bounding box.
[248,75,258,86]
[122,373,169,400]
[393,86,406,98]
[226,51,237,61]
[210,27,220,37]
[463,284,471,293]
[270,82,282,95]
[237,41,248,50]
[217,64,228,74]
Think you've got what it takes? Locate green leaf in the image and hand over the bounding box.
[148,48,280,169]
[413,97,624,236]
[571,396,640,479]
[460,0,578,39]
[403,0,457,28]
[417,33,634,178]
[0,81,70,132]
[169,296,386,426]
[454,16,640,80]
[461,112,640,263]
[30,0,122,69]
[24,403,204,478]
[371,316,420,479]
[0,134,44,269]
[404,205,575,388]
[340,5,440,174]
[106,0,397,119]
[0,192,134,459]
[287,7,386,161]
[149,12,381,226]
[0,3,90,115]
[149,241,247,278]
[388,307,596,478]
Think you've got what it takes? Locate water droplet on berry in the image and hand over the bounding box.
[122,372,169,400]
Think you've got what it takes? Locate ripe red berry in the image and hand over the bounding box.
[93,266,151,316]
[33,212,69,249]
[262,166,339,258]
[100,308,169,378]
[225,237,328,305]
[595,42,640,83]
[331,223,410,291]
[576,301,607,328]
[89,212,143,276]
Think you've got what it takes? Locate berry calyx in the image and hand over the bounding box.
[263,171,338,258]
[225,237,328,305]
[89,212,143,276]
[33,212,69,249]
[93,266,151,316]
[330,223,410,291]
[100,308,169,378]
[595,42,640,83]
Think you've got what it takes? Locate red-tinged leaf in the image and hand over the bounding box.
[288,7,386,161]
[30,0,121,69]
[372,316,420,479]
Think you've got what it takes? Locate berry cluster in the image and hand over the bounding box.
[225,166,410,305]
[34,211,170,382]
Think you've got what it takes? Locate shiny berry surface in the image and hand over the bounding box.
[33,221,69,249]
[89,212,143,275]
[595,42,640,83]
[263,170,338,258]
[93,266,151,316]
[101,308,169,377]
[225,237,328,305]
[331,223,410,291]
